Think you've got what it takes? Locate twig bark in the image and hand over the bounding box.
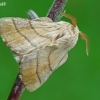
[7,0,67,100]
[7,75,24,100]
[47,0,67,21]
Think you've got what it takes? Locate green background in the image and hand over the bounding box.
[0,0,100,100]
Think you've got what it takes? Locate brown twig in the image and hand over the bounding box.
[47,0,67,21]
[7,0,67,100]
[7,75,24,100]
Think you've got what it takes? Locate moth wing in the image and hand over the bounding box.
[0,17,59,56]
[0,17,62,64]
[20,45,68,92]
[0,18,34,55]
[33,17,53,22]
[0,17,69,92]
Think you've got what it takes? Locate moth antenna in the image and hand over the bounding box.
[61,13,77,27]
[79,32,89,56]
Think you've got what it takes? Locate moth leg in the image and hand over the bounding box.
[61,13,77,27]
[27,10,38,19]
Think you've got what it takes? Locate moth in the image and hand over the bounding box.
[0,13,89,92]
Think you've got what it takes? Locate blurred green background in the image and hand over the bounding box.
[0,0,100,100]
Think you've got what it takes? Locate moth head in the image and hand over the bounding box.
[61,13,89,55]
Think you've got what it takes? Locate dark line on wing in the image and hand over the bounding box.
[36,50,41,83]
[48,50,53,71]
[12,19,33,46]
[28,20,47,38]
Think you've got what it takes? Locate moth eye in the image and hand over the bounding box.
[71,25,74,29]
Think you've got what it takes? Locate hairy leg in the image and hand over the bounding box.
[27,10,38,19]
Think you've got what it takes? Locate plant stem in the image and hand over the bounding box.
[7,75,24,100]
[47,0,67,21]
[7,0,67,99]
